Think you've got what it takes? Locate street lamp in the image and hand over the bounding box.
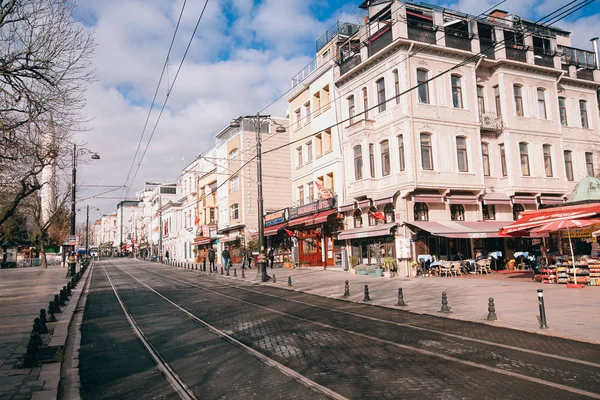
[229,113,286,282]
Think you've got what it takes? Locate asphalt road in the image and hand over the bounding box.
[78,259,600,400]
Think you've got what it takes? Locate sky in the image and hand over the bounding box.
[72,0,600,222]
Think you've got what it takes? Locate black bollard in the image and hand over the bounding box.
[55,294,64,309]
[233,268,237,277]
[59,290,66,306]
[440,292,451,313]
[38,311,49,334]
[48,302,57,321]
[487,297,498,321]
[66,282,72,296]
[272,274,276,283]
[342,280,350,298]
[396,288,407,306]
[63,286,70,298]
[363,285,371,301]
[242,268,245,278]
[288,276,292,287]
[226,267,230,276]
[32,318,42,334]
[23,334,39,367]
[220,266,224,275]
[537,289,548,329]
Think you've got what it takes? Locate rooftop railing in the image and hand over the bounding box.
[559,45,597,69]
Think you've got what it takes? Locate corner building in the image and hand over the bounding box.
[331,0,600,275]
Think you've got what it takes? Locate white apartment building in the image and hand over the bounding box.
[331,1,600,275]
[146,183,178,260]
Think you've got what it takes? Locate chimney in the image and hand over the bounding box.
[489,9,508,22]
[591,37,599,69]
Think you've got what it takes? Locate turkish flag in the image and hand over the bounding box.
[194,216,200,226]
[315,181,333,199]
[369,210,386,221]
[283,228,296,238]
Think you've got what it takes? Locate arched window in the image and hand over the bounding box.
[354,209,363,228]
[451,74,463,108]
[513,84,524,116]
[513,204,524,221]
[420,133,433,170]
[519,142,530,176]
[368,206,378,226]
[376,78,386,112]
[384,203,395,223]
[456,136,468,172]
[481,142,490,176]
[580,100,589,128]
[353,145,363,180]
[414,202,429,221]
[450,204,465,221]
[537,88,547,119]
[558,97,568,126]
[417,68,429,104]
[380,140,390,176]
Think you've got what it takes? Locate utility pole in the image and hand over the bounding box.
[70,143,77,254]
[85,205,89,255]
[159,195,163,262]
[120,201,123,256]
[255,112,266,281]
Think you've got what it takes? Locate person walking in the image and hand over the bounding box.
[241,248,247,270]
[268,247,275,269]
[165,250,170,263]
[222,248,231,272]
[208,248,216,272]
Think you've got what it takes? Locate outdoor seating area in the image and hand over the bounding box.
[416,255,493,277]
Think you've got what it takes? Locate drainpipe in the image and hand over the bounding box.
[475,55,485,70]
[591,37,599,69]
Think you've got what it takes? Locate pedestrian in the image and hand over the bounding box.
[241,248,247,270]
[247,250,252,269]
[268,247,275,269]
[208,248,216,272]
[222,248,231,271]
[165,250,170,263]
[203,254,207,272]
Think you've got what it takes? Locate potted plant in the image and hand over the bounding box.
[349,255,359,273]
[355,264,370,275]
[382,257,396,278]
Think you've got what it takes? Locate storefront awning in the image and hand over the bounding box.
[539,196,565,205]
[339,203,355,212]
[264,222,287,236]
[447,195,479,205]
[407,221,509,239]
[482,193,511,205]
[412,194,444,203]
[192,236,211,245]
[512,195,537,205]
[337,223,397,240]
[500,203,600,234]
[218,223,245,234]
[287,215,313,227]
[220,235,240,243]
[305,209,338,226]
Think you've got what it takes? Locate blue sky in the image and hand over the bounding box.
[71,0,599,218]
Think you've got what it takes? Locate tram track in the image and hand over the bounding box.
[109,261,600,399]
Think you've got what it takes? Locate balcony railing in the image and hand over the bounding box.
[407,20,437,44]
[577,69,594,81]
[444,28,472,51]
[291,59,317,89]
[506,45,529,62]
[368,24,393,57]
[479,112,503,133]
[316,21,359,53]
[339,54,362,76]
[480,38,496,60]
[559,45,597,69]
[534,52,555,68]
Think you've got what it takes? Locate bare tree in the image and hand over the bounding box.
[0,0,96,227]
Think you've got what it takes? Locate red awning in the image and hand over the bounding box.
[192,236,211,245]
[287,215,314,227]
[512,195,537,205]
[407,221,509,239]
[531,218,600,234]
[447,195,479,205]
[500,203,600,234]
[337,223,397,240]
[539,196,565,205]
[264,222,287,236]
[305,209,338,226]
[482,193,511,205]
[412,194,444,203]
[220,236,239,243]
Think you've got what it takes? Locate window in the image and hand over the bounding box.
[376,78,386,112]
[315,133,322,157]
[354,209,363,228]
[482,143,490,176]
[362,87,369,119]
[298,186,305,205]
[294,108,301,129]
[326,172,334,193]
[451,75,463,108]
[381,140,390,176]
[304,102,311,124]
[312,91,320,114]
[513,204,524,221]
[209,208,215,223]
[456,137,468,172]
[353,146,363,180]
[417,69,429,104]
[558,97,567,126]
[420,133,433,170]
[368,206,378,226]
[580,100,589,128]
[494,85,501,116]
[414,202,429,221]
[384,203,395,223]
[482,204,496,220]
[230,176,239,193]
[450,204,465,221]
[513,85,524,116]
[369,144,375,178]
[519,142,530,176]
[398,135,405,172]
[322,85,330,105]
[586,152,594,176]
[537,88,547,119]
[296,146,303,167]
[305,141,312,163]
[543,144,553,177]
[393,69,400,105]
[228,148,238,165]
[307,182,314,202]
[348,95,355,124]
[323,129,332,153]
[477,85,485,113]
[564,150,574,181]
[230,204,239,220]
[500,144,507,177]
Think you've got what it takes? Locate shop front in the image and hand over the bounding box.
[192,236,213,264]
[264,209,294,265]
[218,223,245,264]
[337,223,398,266]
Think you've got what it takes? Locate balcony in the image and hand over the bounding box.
[479,38,496,60]
[479,112,503,133]
[291,59,317,89]
[407,20,437,44]
[444,27,472,52]
[559,45,596,69]
[316,21,359,53]
[577,69,595,81]
[339,54,361,76]
[534,48,556,68]
[506,45,529,63]
[367,24,393,57]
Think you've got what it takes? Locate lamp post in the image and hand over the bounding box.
[229,113,286,282]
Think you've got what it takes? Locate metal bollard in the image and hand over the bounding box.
[363,285,371,301]
[38,312,49,334]
[396,288,407,306]
[242,268,245,278]
[55,294,64,308]
[342,280,350,298]
[537,289,548,329]
[226,267,230,276]
[32,318,42,334]
[440,292,451,313]
[487,298,498,321]
[233,269,237,277]
[220,266,224,275]
[63,286,70,298]
[66,282,72,296]
[288,276,292,287]
[272,274,276,283]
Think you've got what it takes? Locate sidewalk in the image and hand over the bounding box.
[223,266,600,344]
[0,265,81,400]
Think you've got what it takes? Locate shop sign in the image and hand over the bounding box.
[398,238,411,259]
[265,208,289,227]
[289,197,337,219]
[468,233,488,239]
[566,228,593,238]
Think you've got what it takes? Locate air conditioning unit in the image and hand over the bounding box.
[339,23,358,37]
